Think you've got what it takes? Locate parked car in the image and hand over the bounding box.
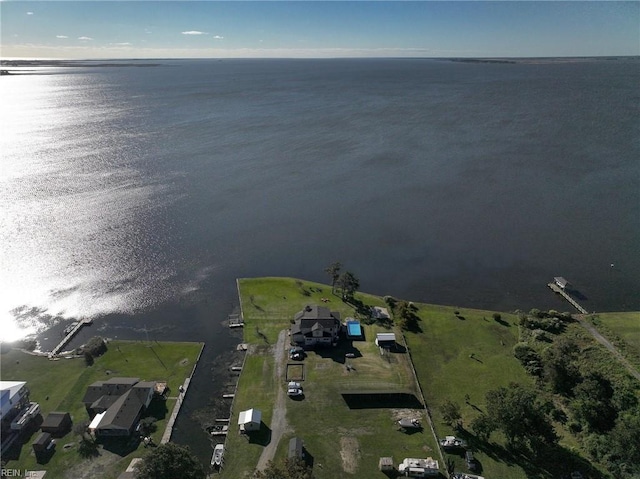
[465,451,477,471]
[289,347,305,360]
[287,381,303,397]
[287,387,303,397]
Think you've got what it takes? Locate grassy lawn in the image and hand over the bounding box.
[223,277,437,479]
[586,312,640,369]
[229,277,640,479]
[404,305,535,478]
[1,340,203,479]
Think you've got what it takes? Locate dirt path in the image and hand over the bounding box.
[256,330,289,471]
[577,315,640,382]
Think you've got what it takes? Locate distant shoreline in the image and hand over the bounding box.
[1,56,638,69]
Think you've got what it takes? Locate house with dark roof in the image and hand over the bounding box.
[82,378,156,437]
[291,305,341,348]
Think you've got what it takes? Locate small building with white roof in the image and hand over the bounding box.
[238,408,262,432]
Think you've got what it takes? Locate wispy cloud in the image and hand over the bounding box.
[213,35,224,40]
[110,42,132,46]
[78,36,93,41]
[181,31,207,36]
[26,12,34,16]
[56,35,69,39]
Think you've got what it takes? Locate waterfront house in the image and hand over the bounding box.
[82,378,156,437]
[291,305,341,348]
[1,381,31,428]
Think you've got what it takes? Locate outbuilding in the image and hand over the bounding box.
[288,437,303,459]
[379,456,394,472]
[32,432,53,453]
[41,412,72,436]
[375,333,396,349]
[554,277,570,290]
[238,408,262,432]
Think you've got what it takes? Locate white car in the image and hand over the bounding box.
[287,381,303,396]
[287,387,303,396]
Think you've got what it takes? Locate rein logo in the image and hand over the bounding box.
[1,471,39,477]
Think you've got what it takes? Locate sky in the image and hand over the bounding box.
[1,1,639,59]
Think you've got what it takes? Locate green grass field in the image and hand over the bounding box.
[1,340,203,479]
[404,305,537,478]
[222,278,437,479]
[586,312,640,369]
[228,277,639,479]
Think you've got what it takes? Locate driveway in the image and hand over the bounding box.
[256,330,289,471]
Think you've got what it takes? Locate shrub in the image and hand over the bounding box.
[83,336,107,358]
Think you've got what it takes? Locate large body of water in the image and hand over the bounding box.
[1,57,638,464]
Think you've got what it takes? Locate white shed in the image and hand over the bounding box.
[238,408,262,432]
[375,333,396,347]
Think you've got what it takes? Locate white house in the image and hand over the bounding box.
[238,408,262,432]
[0,381,30,422]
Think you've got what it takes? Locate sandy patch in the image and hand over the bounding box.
[390,408,423,422]
[63,447,121,479]
[340,436,361,474]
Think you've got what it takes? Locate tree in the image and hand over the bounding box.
[83,336,107,357]
[542,337,581,395]
[134,443,205,479]
[391,300,420,331]
[440,399,462,429]
[254,458,315,479]
[470,414,495,441]
[484,383,557,451]
[336,271,359,302]
[513,342,543,376]
[324,261,342,294]
[139,416,158,436]
[569,373,616,433]
[84,351,94,366]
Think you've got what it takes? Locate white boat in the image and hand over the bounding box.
[211,443,224,467]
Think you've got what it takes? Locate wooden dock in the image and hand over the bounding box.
[161,342,205,444]
[161,378,190,444]
[228,313,244,328]
[547,282,588,314]
[49,318,93,357]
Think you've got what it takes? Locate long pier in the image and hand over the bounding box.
[49,318,93,357]
[161,342,205,444]
[547,283,588,314]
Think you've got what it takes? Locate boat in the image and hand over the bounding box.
[211,443,224,467]
[398,418,421,429]
[439,435,468,449]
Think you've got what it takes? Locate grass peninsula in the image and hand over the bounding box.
[225,277,639,479]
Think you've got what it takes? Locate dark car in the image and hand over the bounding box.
[466,451,477,470]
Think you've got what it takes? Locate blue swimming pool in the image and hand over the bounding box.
[346,320,362,337]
